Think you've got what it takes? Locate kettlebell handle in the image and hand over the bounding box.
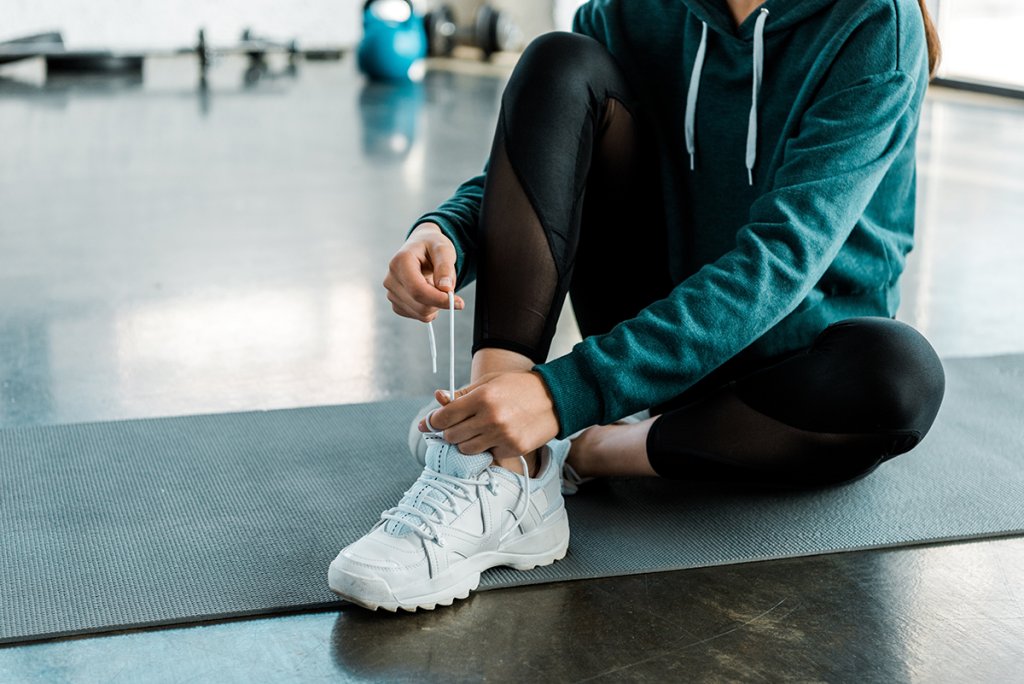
[362,0,416,13]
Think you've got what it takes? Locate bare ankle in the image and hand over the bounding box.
[569,421,658,478]
[493,449,540,478]
[567,426,602,478]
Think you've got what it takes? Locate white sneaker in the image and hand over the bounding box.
[329,433,571,612]
[407,399,440,467]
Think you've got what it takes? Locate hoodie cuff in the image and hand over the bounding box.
[533,351,605,439]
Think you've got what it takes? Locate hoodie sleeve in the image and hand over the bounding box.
[572,1,612,45]
[534,69,920,437]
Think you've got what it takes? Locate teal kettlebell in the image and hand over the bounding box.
[358,0,428,82]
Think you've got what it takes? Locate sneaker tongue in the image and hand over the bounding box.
[383,436,492,537]
[425,435,492,478]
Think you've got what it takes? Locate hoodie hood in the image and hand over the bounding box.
[680,0,838,39]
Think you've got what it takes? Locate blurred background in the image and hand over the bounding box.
[4,0,1023,90]
[2,0,583,52]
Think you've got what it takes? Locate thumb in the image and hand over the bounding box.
[426,240,457,293]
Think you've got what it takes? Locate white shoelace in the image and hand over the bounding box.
[384,290,532,544]
[427,291,456,400]
[381,465,500,545]
[381,449,533,544]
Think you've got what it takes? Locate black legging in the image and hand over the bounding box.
[471,32,945,487]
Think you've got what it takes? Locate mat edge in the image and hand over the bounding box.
[4,528,1023,646]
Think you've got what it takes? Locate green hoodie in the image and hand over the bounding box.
[413,0,930,438]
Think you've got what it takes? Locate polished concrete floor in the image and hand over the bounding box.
[1,53,1023,682]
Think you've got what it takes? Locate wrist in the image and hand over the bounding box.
[410,221,443,239]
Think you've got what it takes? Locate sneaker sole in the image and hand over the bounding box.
[328,510,570,612]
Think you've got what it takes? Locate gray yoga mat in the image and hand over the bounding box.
[2,355,1023,644]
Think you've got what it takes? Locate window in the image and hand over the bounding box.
[934,0,1024,93]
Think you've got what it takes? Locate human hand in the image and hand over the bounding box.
[420,371,560,461]
[383,222,465,322]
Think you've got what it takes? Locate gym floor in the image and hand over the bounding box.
[1,53,1023,681]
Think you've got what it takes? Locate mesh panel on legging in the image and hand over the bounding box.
[473,130,560,362]
[472,32,669,363]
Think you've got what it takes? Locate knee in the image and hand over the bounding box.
[518,32,614,80]
[507,32,619,103]
[823,317,946,437]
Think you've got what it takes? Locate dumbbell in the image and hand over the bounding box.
[423,4,522,60]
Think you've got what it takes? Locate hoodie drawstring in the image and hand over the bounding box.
[685,7,769,186]
[746,7,769,186]
[684,21,708,171]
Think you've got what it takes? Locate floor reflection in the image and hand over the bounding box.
[325,540,1024,682]
[329,582,684,682]
[0,55,499,428]
[359,80,424,161]
[1,539,1020,682]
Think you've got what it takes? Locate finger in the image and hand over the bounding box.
[405,280,465,313]
[418,389,467,431]
[448,377,488,399]
[385,278,448,322]
[417,392,453,432]
[444,421,484,448]
[386,289,438,323]
[421,377,497,431]
[384,271,442,322]
[399,280,465,312]
[389,304,424,322]
[385,290,436,321]
[458,435,495,456]
[391,252,450,309]
[393,300,438,323]
[426,240,457,293]
[428,394,479,431]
